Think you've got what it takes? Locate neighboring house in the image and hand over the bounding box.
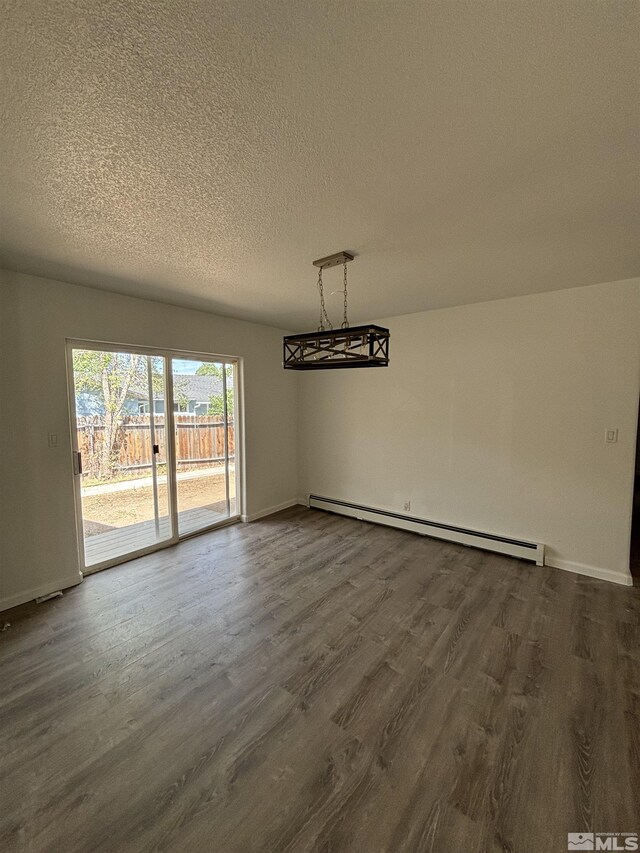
[75,374,225,416]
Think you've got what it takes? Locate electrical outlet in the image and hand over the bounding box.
[403,500,411,512]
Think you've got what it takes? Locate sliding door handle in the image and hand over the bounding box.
[73,451,83,475]
[153,444,160,454]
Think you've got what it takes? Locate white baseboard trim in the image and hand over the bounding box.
[0,572,83,613]
[307,494,545,566]
[546,558,633,587]
[302,494,632,588]
[241,499,299,523]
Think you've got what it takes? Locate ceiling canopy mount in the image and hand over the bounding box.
[312,251,354,270]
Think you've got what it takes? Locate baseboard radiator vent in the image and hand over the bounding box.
[308,495,545,566]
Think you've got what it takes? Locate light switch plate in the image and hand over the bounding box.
[605,428,618,444]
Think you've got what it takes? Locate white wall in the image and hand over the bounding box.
[0,270,298,610]
[298,279,640,585]
[1,272,638,610]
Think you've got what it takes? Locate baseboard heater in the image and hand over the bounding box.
[308,494,545,566]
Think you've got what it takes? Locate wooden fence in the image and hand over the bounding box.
[76,414,235,478]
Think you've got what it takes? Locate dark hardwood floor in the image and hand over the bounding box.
[1,506,638,853]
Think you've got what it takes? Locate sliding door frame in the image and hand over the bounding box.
[65,339,243,576]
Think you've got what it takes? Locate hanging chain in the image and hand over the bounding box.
[317,266,332,332]
[341,259,349,328]
[316,257,349,331]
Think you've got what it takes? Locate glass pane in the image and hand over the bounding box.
[226,364,237,516]
[172,357,234,535]
[72,349,172,566]
[148,355,171,539]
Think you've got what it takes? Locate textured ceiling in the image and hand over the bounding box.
[1,1,639,329]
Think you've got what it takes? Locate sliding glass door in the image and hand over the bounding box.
[69,346,173,568]
[68,343,240,572]
[171,357,236,535]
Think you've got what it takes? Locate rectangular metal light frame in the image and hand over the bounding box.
[283,323,390,370]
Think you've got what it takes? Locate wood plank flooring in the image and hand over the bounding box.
[1,506,638,853]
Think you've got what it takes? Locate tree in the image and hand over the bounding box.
[172,376,191,412]
[73,351,162,479]
[196,363,234,418]
[196,363,233,380]
[207,388,234,417]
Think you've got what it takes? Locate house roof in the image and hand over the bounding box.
[127,373,225,401]
[171,374,224,401]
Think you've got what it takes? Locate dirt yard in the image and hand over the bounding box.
[82,472,236,532]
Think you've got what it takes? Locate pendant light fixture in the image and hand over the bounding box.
[283,251,390,370]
